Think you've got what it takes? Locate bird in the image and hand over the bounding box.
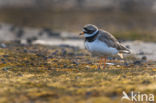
[80,24,130,69]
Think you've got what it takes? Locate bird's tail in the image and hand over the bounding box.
[119,50,131,54]
[117,44,131,59]
[118,45,131,54]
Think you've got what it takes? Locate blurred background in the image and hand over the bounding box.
[0,0,156,41]
[0,0,156,60]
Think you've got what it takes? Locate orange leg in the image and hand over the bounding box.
[98,57,103,69]
[103,57,107,69]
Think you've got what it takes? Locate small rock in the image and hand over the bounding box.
[43,63,48,65]
[133,60,142,65]
[126,45,130,49]
[23,49,27,53]
[1,58,5,61]
[107,57,113,60]
[124,62,129,66]
[39,28,60,37]
[59,44,70,48]
[142,56,147,61]
[67,37,81,40]
[26,36,38,44]
[52,50,58,55]
[2,67,10,71]
[138,51,144,55]
[13,40,21,44]
[2,61,6,64]
[16,28,24,38]
[85,92,92,97]
[48,68,52,70]
[0,43,7,48]
[16,73,23,77]
[73,61,79,65]
[9,25,16,31]
[75,76,80,79]
[30,63,34,66]
[142,80,151,85]
[68,52,74,56]
[87,61,92,64]
[61,49,67,56]
[43,56,48,60]
[47,56,53,59]
[3,55,8,57]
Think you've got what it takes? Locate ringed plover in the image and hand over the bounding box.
[80,24,130,69]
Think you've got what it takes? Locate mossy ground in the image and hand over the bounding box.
[0,42,156,103]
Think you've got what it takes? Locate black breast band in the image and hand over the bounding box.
[85,31,99,42]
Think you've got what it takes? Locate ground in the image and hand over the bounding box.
[0,42,156,103]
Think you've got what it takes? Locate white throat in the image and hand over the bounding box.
[84,29,99,38]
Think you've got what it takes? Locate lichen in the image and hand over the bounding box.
[0,42,155,103]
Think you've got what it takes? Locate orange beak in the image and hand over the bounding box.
[80,32,85,35]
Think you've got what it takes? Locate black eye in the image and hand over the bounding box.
[87,30,94,34]
[83,28,88,31]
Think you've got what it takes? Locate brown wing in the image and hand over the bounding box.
[98,30,130,53]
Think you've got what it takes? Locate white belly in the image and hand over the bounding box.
[85,40,118,56]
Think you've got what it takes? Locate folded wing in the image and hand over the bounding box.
[98,30,130,54]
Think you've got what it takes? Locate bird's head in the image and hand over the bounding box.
[80,24,98,38]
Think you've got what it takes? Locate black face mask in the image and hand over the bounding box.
[85,30,99,42]
[83,28,95,34]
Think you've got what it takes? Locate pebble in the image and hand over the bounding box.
[13,40,21,44]
[23,49,28,53]
[59,44,71,48]
[9,25,16,31]
[0,43,7,48]
[59,44,79,50]
[52,50,58,55]
[61,49,67,56]
[68,52,74,56]
[73,61,79,65]
[26,36,38,44]
[16,28,24,38]
[17,73,23,77]
[67,37,81,40]
[43,56,48,60]
[142,56,147,61]
[3,55,9,57]
[133,60,142,65]
[76,53,84,56]
[124,62,129,66]
[2,67,10,71]
[142,80,151,85]
[47,56,53,59]
[138,51,144,55]
[39,28,60,37]
[107,57,115,60]
[48,67,52,70]
[126,45,130,49]
[1,58,5,61]
[85,92,92,97]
